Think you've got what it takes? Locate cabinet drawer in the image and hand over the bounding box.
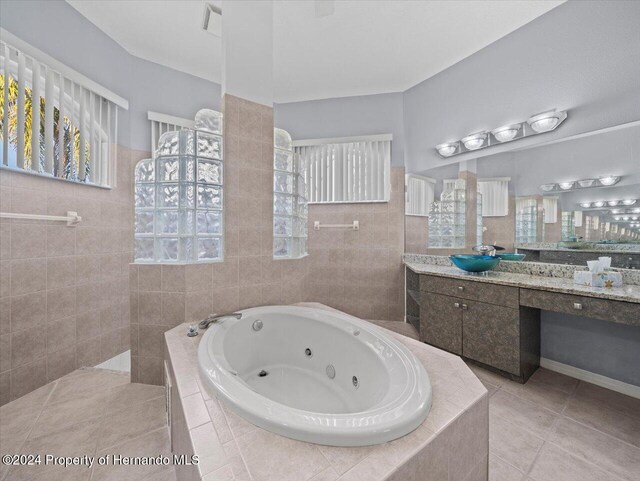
[520,289,640,326]
[420,292,463,355]
[420,274,519,309]
[462,302,521,375]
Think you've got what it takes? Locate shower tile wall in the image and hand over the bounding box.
[0,146,137,406]
[130,94,309,385]
[305,167,406,322]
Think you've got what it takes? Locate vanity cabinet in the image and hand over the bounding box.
[420,291,463,355]
[418,274,540,382]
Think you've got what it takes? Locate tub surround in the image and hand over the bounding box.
[165,303,488,481]
[197,305,431,446]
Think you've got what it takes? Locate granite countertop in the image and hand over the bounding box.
[516,247,640,255]
[405,261,640,304]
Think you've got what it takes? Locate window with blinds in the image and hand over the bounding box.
[294,135,391,203]
[0,33,127,188]
[477,178,510,217]
[405,174,435,216]
[148,111,195,158]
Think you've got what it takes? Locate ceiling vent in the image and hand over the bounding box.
[202,3,222,37]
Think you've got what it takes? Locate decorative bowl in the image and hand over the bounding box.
[449,255,501,273]
[496,253,526,261]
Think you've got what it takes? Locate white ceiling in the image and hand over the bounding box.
[67,0,564,103]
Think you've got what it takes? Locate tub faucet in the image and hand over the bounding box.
[199,312,242,330]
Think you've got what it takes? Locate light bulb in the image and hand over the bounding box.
[527,110,566,133]
[436,142,458,157]
[599,176,620,186]
[622,199,637,205]
[559,182,574,190]
[461,132,487,151]
[607,201,619,206]
[539,184,556,192]
[579,202,591,208]
[577,179,595,188]
[491,124,521,143]
[593,201,605,208]
[611,209,621,214]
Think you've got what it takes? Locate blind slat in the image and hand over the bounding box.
[31,61,41,171]
[88,91,95,182]
[16,51,25,168]
[79,86,86,180]
[44,67,54,173]
[57,74,65,175]
[2,44,9,166]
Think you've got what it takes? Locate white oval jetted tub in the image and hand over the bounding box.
[197,305,432,446]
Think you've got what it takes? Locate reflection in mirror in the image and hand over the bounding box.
[405,122,640,267]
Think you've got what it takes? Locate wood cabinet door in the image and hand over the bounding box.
[420,292,463,355]
[462,301,521,375]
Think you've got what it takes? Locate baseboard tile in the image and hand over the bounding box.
[540,357,640,399]
[96,350,131,372]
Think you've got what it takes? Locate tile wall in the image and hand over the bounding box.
[130,95,309,385]
[305,166,406,321]
[0,146,138,405]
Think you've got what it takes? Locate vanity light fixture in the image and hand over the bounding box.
[598,176,620,186]
[622,199,637,205]
[577,179,595,188]
[435,109,567,158]
[491,124,521,143]
[579,202,591,208]
[527,109,568,133]
[614,216,622,221]
[623,216,630,221]
[540,184,556,192]
[607,200,619,206]
[435,142,459,157]
[633,208,640,214]
[632,216,639,221]
[461,132,487,151]
[593,201,605,208]
[559,182,574,190]
[611,209,621,214]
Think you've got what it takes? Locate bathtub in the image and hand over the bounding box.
[197,305,432,446]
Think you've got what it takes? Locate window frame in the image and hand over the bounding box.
[0,30,127,189]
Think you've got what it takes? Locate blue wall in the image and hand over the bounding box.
[541,311,640,386]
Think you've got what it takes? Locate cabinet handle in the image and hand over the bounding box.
[573,302,583,310]
[458,286,464,291]
[454,302,460,308]
[461,304,468,310]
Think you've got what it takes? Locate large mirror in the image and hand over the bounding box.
[405,122,640,268]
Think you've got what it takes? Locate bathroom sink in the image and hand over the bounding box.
[449,255,501,273]
[496,253,526,261]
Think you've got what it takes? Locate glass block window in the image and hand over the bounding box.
[134,109,223,263]
[273,128,308,259]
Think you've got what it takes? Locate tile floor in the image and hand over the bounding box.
[1,336,639,481]
[0,368,175,481]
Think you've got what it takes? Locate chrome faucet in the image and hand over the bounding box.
[199,312,242,330]
[472,243,505,256]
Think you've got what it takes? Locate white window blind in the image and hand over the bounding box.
[0,31,127,188]
[442,179,459,193]
[405,174,435,216]
[543,197,558,224]
[477,178,510,217]
[148,111,194,158]
[294,135,391,203]
[574,210,583,228]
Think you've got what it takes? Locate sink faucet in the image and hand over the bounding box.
[472,243,505,256]
[199,312,242,330]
